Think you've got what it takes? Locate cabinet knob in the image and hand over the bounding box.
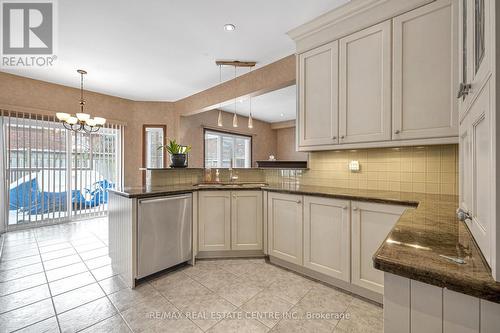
[332,136,337,140]
[394,130,400,134]
[340,135,345,139]
[457,83,472,99]
[297,200,302,204]
[353,207,359,211]
[342,206,348,210]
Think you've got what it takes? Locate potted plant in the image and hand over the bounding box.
[158,139,191,168]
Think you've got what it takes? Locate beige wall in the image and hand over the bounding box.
[179,109,277,168]
[0,72,177,186]
[266,145,458,195]
[275,127,308,161]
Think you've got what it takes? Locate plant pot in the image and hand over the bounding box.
[170,153,187,168]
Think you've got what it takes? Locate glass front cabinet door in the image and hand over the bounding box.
[458,0,491,118]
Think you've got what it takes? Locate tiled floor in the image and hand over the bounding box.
[0,218,383,332]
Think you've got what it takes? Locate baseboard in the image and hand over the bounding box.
[196,250,266,259]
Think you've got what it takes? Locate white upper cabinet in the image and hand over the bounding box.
[268,192,303,265]
[303,196,350,281]
[298,41,339,147]
[293,0,459,151]
[459,0,492,117]
[339,20,392,144]
[231,191,263,251]
[392,0,458,140]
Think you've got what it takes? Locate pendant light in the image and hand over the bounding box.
[232,65,238,127]
[217,64,223,127]
[247,66,254,129]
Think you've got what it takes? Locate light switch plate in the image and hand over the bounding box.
[349,160,360,172]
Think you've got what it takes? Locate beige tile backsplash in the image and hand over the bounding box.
[274,145,458,195]
[148,145,458,195]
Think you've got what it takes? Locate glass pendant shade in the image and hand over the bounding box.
[248,114,253,129]
[66,117,78,125]
[232,113,238,127]
[217,110,223,127]
[94,117,106,125]
[56,112,70,121]
[76,113,91,121]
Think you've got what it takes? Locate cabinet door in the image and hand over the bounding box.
[303,196,350,281]
[198,191,231,251]
[268,192,303,265]
[351,201,406,294]
[298,41,339,147]
[460,0,491,113]
[393,0,458,140]
[339,20,392,144]
[231,191,263,251]
[466,80,492,266]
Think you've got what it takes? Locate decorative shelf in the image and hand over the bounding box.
[256,160,308,169]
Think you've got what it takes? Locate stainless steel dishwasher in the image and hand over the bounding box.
[137,194,192,279]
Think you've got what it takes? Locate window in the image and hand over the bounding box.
[204,129,252,168]
[143,125,166,168]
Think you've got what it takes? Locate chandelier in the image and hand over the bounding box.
[56,69,106,133]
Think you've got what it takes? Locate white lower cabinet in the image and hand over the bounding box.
[303,196,350,281]
[351,201,406,294]
[198,190,263,253]
[268,192,303,265]
[198,191,231,251]
[231,191,263,250]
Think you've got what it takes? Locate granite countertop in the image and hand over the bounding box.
[109,183,500,303]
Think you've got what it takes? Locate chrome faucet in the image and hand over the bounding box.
[229,158,239,183]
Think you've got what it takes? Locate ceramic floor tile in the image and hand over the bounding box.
[79,247,109,260]
[0,255,41,271]
[15,316,60,333]
[0,272,47,296]
[192,269,240,291]
[43,255,82,271]
[57,297,117,333]
[213,278,263,307]
[151,271,213,300]
[265,274,315,305]
[80,313,131,333]
[0,298,55,332]
[45,262,87,282]
[0,284,51,314]
[53,283,105,314]
[84,255,112,270]
[0,248,40,261]
[218,261,263,276]
[239,292,294,328]
[39,242,73,254]
[74,242,106,254]
[91,264,118,281]
[270,317,333,333]
[180,260,221,278]
[168,293,236,331]
[108,283,163,312]
[49,271,96,296]
[334,298,383,333]
[0,263,44,282]
[208,316,269,333]
[98,275,127,295]
[41,248,77,262]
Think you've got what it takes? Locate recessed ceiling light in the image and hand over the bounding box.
[224,24,236,31]
[280,113,284,117]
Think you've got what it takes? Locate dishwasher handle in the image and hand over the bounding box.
[139,194,191,205]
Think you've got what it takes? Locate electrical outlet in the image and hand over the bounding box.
[349,160,360,172]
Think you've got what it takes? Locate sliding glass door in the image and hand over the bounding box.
[1,110,123,230]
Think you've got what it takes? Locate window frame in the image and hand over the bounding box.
[203,128,253,168]
[142,124,167,169]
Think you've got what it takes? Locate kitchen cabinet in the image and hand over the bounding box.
[351,201,406,294]
[298,41,339,147]
[459,0,492,118]
[303,196,350,281]
[392,0,458,140]
[231,191,263,250]
[339,20,391,144]
[463,81,492,267]
[198,191,231,251]
[268,192,303,265]
[293,0,459,151]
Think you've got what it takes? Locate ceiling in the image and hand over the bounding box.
[1,0,349,101]
[219,85,296,123]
